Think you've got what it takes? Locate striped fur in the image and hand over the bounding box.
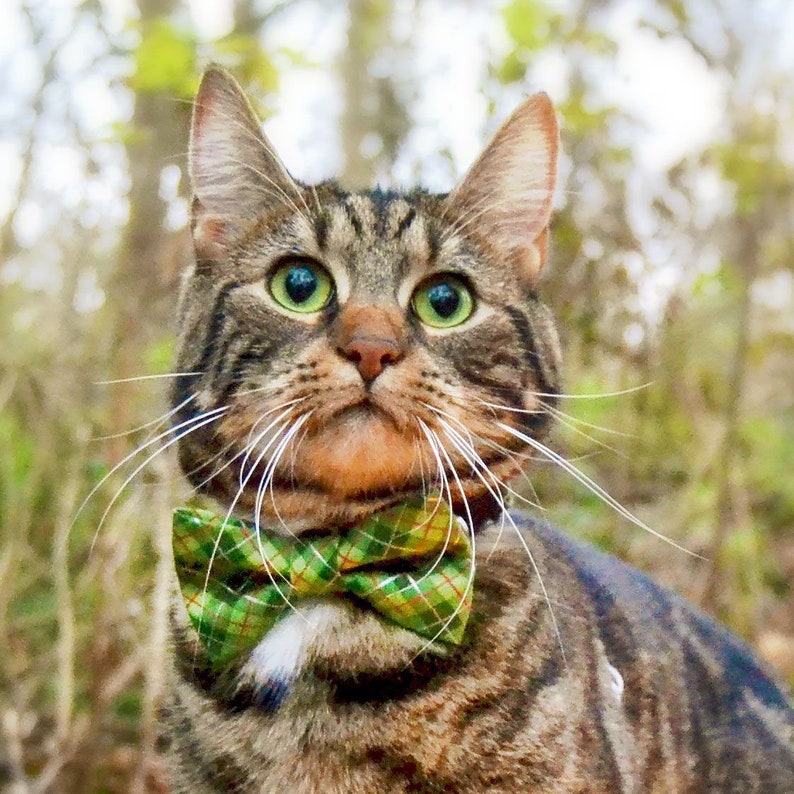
[162,68,794,792]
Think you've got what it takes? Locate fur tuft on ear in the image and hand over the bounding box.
[189,66,300,255]
[442,94,559,283]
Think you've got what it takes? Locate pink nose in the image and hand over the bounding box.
[340,335,402,383]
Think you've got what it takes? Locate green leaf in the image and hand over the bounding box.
[131,18,198,98]
[144,333,176,375]
[502,0,554,52]
[214,35,280,96]
[495,48,527,85]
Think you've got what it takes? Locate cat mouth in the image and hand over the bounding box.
[327,396,402,429]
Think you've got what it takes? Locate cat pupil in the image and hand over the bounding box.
[428,283,460,318]
[285,267,318,304]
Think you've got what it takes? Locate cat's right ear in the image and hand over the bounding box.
[189,66,299,260]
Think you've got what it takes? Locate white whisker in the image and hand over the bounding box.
[92,393,197,441]
[93,371,203,385]
[240,401,308,485]
[412,422,477,658]
[186,398,308,498]
[547,405,636,440]
[545,409,627,458]
[248,414,314,622]
[479,397,635,442]
[484,382,653,402]
[89,406,229,552]
[423,403,544,512]
[433,416,568,667]
[196,416,309,634]
[75,403,227,531]
[416,421,470,576]
[260,412,313,537]
[223,420,293,523]
[496,422,703,558]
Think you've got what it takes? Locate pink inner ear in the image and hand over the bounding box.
[192,208,229,261]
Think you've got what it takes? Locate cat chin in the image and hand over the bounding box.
[291,419,421,496]
[237,599,442,691]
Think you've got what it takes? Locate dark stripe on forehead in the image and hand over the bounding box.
[393,250,415,284]
[393,207,416,239]
[342,198,364,236]
[426,219,442,265]
[368,185,400,216]
[313,209,329,250]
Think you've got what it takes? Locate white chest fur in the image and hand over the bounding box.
[239,603,339,689]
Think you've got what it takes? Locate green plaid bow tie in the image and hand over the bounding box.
[173,497,473,669]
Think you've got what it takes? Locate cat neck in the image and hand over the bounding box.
[208,478,506,536]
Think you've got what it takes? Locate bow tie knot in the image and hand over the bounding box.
[173,497,473,668]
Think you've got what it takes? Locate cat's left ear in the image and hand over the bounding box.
[442,94,558,284]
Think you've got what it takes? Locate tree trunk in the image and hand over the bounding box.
[339,0,407,190]
[699,219,759,613]
[106,0,191,448]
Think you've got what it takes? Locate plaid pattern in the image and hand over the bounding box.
[172,496,473,668]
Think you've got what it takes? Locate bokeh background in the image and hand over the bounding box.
[1,0,793,790]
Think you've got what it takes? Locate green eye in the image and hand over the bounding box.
[412,275,474,329]
[269,259,333,314]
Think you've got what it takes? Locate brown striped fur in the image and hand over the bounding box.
[162,67,794,792]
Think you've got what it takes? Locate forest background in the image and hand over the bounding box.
[1,0,793,791]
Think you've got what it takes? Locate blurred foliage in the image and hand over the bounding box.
[214,33,280,94]
[131,18,198,97]
[0,0,792,790]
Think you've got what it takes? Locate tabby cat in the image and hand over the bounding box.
[162,66,794,793]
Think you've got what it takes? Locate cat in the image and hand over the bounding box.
[161,66,794,793]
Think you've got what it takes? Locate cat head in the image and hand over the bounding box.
[172,66,561,529]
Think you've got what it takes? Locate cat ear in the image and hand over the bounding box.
[442,94,558,283]
[189,66,300,256]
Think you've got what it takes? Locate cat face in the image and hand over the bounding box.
[172,68,561,528]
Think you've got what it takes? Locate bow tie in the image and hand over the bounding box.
[172,497,473,668]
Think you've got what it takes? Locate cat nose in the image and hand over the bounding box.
[339,335,403,383]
